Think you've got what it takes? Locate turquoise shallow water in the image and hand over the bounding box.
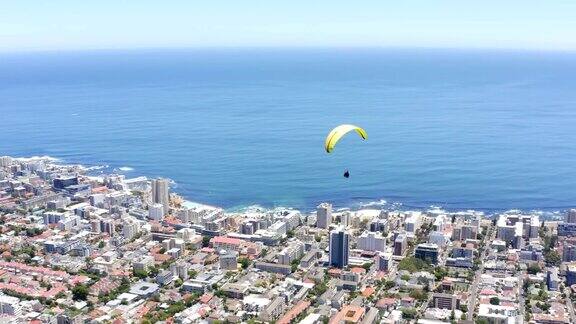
[1,48,576,211]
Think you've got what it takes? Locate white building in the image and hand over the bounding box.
[496,213,540,248]
[567,209,576,224]
[429,231,449,247]
[133,255,155,272]
[122,217,141,240]
[405,212,422,233]
[268,221,287,236]
[278,240,305,265]
[149,203,164,220]
[316,203,332,229]
[0,295,21,316]
[477,304,519,324]
[357,231,386,252]
[433,214,449,232]
[341,211,351,227]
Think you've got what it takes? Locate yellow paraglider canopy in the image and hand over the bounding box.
[324,124,367,153]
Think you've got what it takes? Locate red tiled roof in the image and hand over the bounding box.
[351,267,366,274]
[200,293,213,304]
[278,300,311,324]
[361,287,375,298]
[376,298,398,308]
[211,236,243,246]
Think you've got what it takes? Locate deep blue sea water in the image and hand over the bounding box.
[1,48,576,212]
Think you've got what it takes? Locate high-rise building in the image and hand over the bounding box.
[341,211,350,227]
[567,266,576,286]
[91,219,101,233]
[357,231,386,252]
[329,226,349,268]
[53,176,78,190]
[452,224,478,241]
[220,250,238,270]
[496,214,540,247]
[316,203,332,229]
[100,219,115,236]
[563,244,576,262]
[149,203,164,220]
[122,217,140,240]
[278,241,305,265]
[429,231,448,247]
[151,178,170,215]
[414,243,439,264]
[378,252,391,271]
[567,209,576,224]
[405,212,422,233]
[393,233,407,256]
[432,293,460,310]
[369,218,388,233]
[547,268,559,291]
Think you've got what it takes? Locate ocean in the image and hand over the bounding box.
[1,48,576,212]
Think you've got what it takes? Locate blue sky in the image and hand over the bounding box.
[1,0,576,52]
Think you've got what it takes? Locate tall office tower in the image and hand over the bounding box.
[316,202,332,229]
[567,209,576,224]
[378,252,391,271]
[394,233,407,256]
[152,178,170,215]
[329,226,349,268]
[563,244,576,262]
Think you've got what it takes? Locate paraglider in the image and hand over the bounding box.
[325,124,367,178]
[324,124,367,153]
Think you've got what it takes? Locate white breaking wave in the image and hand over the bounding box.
[14,155,60,162]
[118,166,134,171]
[358,199,388,208]
[84,165,109,171]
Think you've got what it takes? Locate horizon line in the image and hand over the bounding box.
[2,44,576,56]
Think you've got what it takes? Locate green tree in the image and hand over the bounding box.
[148,265,160,277]
[489,297,500,305]
[398,257,431,273]
[133,269,148,279]
[434,266,449,281]
[384,280,395,289]
[409,289,428,302]
[72,284,89,301]
[401,308,417,319]
[527,264,541,275]
[545,250,561,266]
[202,236,211,247]
[362,262,372,271]
[239,257,251,270]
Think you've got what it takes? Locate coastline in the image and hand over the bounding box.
[6,155,568,220]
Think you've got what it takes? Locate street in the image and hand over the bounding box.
[467,224,494,321]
